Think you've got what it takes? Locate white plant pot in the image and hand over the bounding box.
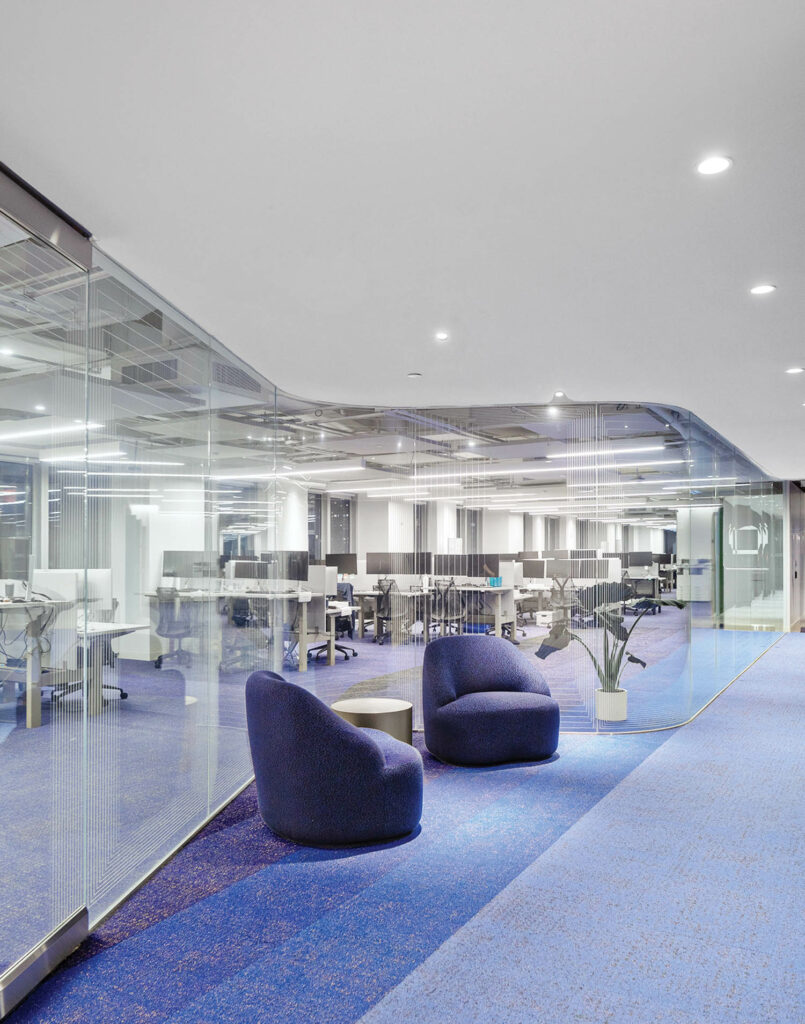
[595,688,627,722]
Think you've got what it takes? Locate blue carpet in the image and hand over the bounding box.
[11,732,667,1023]
[9,633,802,1023]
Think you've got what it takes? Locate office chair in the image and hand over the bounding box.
[430,579,466,637]
[154,587,194,669]
[309,582,358,661]
[374,578,407,645]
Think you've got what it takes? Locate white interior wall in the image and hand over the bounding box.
[482,511,511,552]
[355,497,390,557]
[529,515,546,551]
[388,500,413,551]
[560,516,576,549]
[277,481,308,550]
[507,513,524,553]
[428,500,457,553]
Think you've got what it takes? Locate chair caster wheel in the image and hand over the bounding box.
[352,652,358,658]
[120,691,128,700]
[155,656,163,669]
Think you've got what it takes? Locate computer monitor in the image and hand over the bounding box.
[325,553,358,574]
[628,551,653,567]
[433,554,462,576]
[522,559,546,579]
[282,550,309,581]
[366,552,432,575]
[366,552,392,574]
[550,558,609,579]
[232,560,270,580]
[653,552,672,565]
[163,550,215,578]
[467,554,500,578]
[258,550,308,580]
[408,551,433,574]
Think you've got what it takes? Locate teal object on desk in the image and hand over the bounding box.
[487,576,502,587]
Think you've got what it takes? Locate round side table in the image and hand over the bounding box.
[330,697,413,745]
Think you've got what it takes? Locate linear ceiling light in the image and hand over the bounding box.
[0,423,102,443]
[545,445,665,460]
[411,459,689,482]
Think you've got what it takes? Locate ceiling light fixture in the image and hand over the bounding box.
[554,391,564,398]
[750,284,776,295]
[1,348,13,356]
[697,155,733,176]
[0,423,102,444]
[408,371,423,379]
[434,331,449,342]
[34,405,46,412]
[785,367,804,374]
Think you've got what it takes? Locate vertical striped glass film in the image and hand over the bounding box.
[0,219,787,1007]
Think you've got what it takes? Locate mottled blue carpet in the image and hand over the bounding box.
[9,633,803,1023]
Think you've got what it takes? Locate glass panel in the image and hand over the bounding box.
[0,209,788,994]
[0,210,88,970]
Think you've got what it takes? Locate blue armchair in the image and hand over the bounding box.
[245,671,423,845]
[423,635,560,765]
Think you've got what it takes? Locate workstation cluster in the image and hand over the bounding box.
[312,547,674,652]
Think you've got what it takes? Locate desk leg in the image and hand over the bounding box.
[423,596,431,642]
[298,602,308,673]
[327,618,336,667]
[374,607,381,643]
[25,616,42,729]
[494,593,503,638]
[358,601,365,639]
[86,640,104,716]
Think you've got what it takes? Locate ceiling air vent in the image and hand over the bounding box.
[121,357,178,386]
[212,361,261,394]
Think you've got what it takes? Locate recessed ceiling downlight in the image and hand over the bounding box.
[697,155,733,175]
[785,367,804,374]
[750,284,776,295]
[434,331,449,342]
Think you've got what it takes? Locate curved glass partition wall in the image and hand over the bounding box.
[0,208,784,1008]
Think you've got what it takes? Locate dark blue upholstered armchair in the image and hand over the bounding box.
[245,672,423,845]
[423,635,560,765]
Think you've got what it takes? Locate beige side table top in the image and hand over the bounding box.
[330,696,413,745]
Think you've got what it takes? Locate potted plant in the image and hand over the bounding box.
[536,596,683,722]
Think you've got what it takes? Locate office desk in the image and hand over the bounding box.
[354,586,516,642]
[81,622,149,715]
[145,589,330,672]
[455,585,516,639]
[0,608,148,728]
[0,599,71,728]
[353,589,432,644]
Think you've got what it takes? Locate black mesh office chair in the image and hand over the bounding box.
[309,582,358,661]
[374,578,407,645]
[154,587,194,668]
[430,579,466,637]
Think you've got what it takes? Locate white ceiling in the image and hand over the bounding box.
[1,0,803,478]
